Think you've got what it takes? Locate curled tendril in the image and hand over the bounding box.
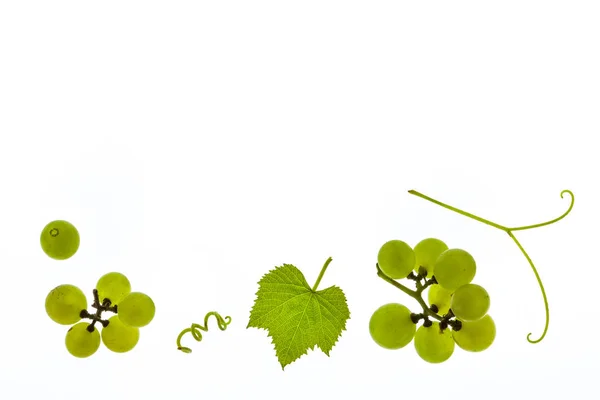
[509,190,574,231]
[408,189,575,344]
[177,311,232,353]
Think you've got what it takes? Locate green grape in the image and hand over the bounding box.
[413,238,448,278]
[414,322,455,363]
[96,272,131,305]
[369,303,416,349]
[40,220,80,260]
[433,248,476,291]
[101,315,139,353]
[65,322,101,358]
[453,314,496,352]
[427,284,453,315]
[451,283,490,321]
[377,240,416,279]
[45,284,87,325]
[117,292,155,327]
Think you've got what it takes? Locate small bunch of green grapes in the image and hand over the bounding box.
[370,238,495,363]
[40,220,80,260]
[45,272,156,358]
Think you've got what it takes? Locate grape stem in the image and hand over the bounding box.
[80,289,117,332]
[376,265,440,321]
[177,312,232,353]
[408,189,575,343]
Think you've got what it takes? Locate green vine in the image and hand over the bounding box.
[177,311,232,353]
[408,189,575,343]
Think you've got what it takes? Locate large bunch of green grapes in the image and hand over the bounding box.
[372,238,495,363]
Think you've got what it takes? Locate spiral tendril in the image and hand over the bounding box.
[408,189,575,344]
[177,311,232,353]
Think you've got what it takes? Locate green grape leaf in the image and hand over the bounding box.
[247,258,350,370]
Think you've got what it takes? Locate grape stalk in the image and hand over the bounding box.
[375,265,462,331]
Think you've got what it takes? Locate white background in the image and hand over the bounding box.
[1,1,598,399]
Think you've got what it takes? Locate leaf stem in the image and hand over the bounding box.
[312,257,333,292]
[407,189,575,343]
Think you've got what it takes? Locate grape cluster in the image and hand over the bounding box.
[370,238,495,363]
[45,272,155,358]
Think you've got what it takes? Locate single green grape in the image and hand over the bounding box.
[117,292,155,327]
[45,284,87,325]
[65,322,101,358]
[427,284,453,315]
[451,283,490,321]
[369,303,416,349]
[377,240,416,279]
[101,315,140,353]
[413,238,448,278]
[433,248,476,291]
[414,322,455,363]
[40,220,80,260]
[96,272,131,305]
[453,314,496,352]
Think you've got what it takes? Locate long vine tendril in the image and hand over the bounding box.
[408,189,574,343]
[177,311,232,353]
